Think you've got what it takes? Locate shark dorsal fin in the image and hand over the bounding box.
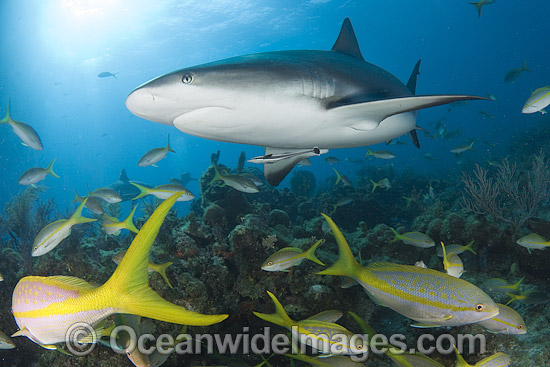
[331,18,364,60]
[406,59,422,94]
[119,169,129,182]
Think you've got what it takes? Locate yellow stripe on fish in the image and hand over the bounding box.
[318,214,498,327]
[12,193,227,346]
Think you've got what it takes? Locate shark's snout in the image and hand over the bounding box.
[126,87,174,126]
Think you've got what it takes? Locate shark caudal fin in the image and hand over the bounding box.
[253,291,294,329]
[316,214,361,279]
[105,193,228,326]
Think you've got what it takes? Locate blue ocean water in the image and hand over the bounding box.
[1,0,550,366]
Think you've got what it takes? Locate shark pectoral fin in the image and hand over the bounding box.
[250,147,328,186]
[330,95,488,126]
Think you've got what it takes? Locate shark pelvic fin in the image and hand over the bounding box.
[331,18,364,60]
[408,129,420,148]
[250,147,328,186]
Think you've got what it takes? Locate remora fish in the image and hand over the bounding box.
[0,102,43,150]
[18,158,59,185]
[32,199,97,257]
[131,182,195,201]
[318,214,498,327]
[12,193,228,346]
[126,18,485,186]
[112,249,173,288]
[137,135,175,167]
[254,291,367,355]
[476,303,527,335]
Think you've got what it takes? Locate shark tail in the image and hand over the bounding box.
[150,261,174,288]
[46,158,59,178]
[123,205,140,234]
[69,198,97,225]
[105,193,228,326]
[130,182,151,200]
[316,214,361,279]
[304,239,325,266]
[253,291,294,329]
[166,134,175,153]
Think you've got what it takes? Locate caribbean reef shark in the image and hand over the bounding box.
[126,18,485,186]
[106,169,151,201]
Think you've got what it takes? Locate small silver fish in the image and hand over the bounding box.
[131,183,195,201]
[370,178,391,193]
[211,165,259,193]
[98,71,119,79]
[324,156,340,164]
[18,158,59,185]
[89,187,122,203]
[0,330,15,349]
[366,148,395,159]
[138,135,175,167]
[304,309,344,323]
[517,233,550,253]
[476,303,527,335]
[522,86,550,114]
[451,141,474,154]
[262,240,324,272]
[390,228,435,248]
[0,103,43,150]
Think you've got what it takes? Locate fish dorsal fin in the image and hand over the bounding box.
[406,59,422,94]
[331,18,364,60]
[119,169,129,182]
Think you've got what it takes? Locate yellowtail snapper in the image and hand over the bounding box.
[0,102,43,150]
[32,198,97,257]
[476,303,527,335]
[318,214,498,327]
[390,227,435,248]
[13,193,228,346]
[102,205,139,235]
[131,182,195,201]
[262,239,325,272]
[137,135,175,167]
[18,158,59,185]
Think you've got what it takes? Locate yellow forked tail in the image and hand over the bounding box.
[130,182,151,200]
[104,192,228,326]
[316,214,361,279]
[253,291,294,329]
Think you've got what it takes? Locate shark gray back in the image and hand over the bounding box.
[126,18,485,186]
[107,169,152,201]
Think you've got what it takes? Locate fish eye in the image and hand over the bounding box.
[182,74,193,84]
[267,261,273,266]
[518,324,523,329]
[475,303,484,311]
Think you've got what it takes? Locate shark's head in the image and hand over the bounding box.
[126,68,203,126]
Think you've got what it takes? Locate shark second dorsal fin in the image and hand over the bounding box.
[331,18,364,60]
[119,169,129,182]
[406,59,422,95]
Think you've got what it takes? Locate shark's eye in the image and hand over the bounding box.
[182,74,193,84]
